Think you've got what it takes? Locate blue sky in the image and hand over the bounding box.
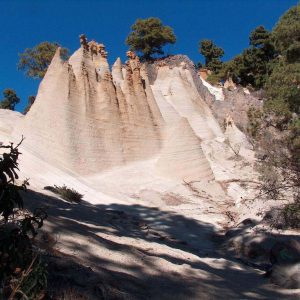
[0,0,298,112]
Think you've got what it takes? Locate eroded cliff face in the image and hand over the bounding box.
[16,41,164,175]
[12,37,252,182]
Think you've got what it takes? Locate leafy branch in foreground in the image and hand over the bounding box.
[0,138,48,299]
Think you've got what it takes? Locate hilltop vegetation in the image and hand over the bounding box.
[125,17,176,59]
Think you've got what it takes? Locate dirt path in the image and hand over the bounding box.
[25,189,300,299]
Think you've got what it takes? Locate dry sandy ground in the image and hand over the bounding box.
[13,149,297,299]
[24,184,300,300]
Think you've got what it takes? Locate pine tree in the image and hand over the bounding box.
[126,17,176,59]
[18,42,69,79]
[199,39,224,72]
[0,89,20,111]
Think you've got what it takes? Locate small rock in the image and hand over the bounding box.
[270,263,300,289]
[270,240,300,265]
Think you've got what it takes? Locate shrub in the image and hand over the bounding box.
[0,138,48,298]
[283,201,300,229]
[44,185,83,203]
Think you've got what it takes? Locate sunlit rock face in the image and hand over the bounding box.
[16,40,163,175]
[13,37,250,181]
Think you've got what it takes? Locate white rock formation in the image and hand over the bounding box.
[6,39,253,184]
[200,77,224,101]
[156,118,214,181]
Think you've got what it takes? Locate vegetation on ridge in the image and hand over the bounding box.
[246,3,300,228]
[0,89,20,111]
[198,39,224,73]
[18,41,69,79]
[126,17,176,59]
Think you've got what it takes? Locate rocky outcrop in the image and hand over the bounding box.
[198,80,263,132]
[15,36,163,175]
[12,44,253,182]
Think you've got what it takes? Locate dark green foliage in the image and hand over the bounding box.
[205,25,275,88]
[195,61,203,70]
[272,3,300,55]
[23,95,36,115]
[230,26,274,88]
[44,185,83,203]
[125,17,176,59]
[18,255,48,300]
[0,138,27,220]
[247,107,263,142]
[0,209,47,284]
[250,25,272,47]
[265,61,300,116]
[0,139,47,297]
[199,39,224,72]
[283,201,300,228]
[286,41,300,63]
[18,41,69,79]
[263,3,300,119]
[238,6,300,228]
[0,89,20,111]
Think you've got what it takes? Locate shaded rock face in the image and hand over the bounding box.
[225,218,300,290]
[199,83,263,132]
[146,55,262,133]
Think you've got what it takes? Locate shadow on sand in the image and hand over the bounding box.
[23,189,299,300]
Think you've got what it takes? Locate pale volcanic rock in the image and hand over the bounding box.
[15,44,163,175]
[151,65,224,141]
[156,118,214,182]
[0,109,23,137]
[11,43,252,185]
[112,57,124,86]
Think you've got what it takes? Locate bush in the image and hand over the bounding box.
[283,201,300,229]
[0,138,48,298]
[44,185,83,203]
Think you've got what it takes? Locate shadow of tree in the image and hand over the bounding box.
[23,189,300,300]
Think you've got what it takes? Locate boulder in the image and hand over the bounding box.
[270,240,300,266]
[270,263,300,289]
[268,239,300,289]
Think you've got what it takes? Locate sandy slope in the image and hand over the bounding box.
[1,128,298,299]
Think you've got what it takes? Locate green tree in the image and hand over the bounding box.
[265,60,300,118]
[250,25,271,48]
[125,17,176,59]
[264,3,300,119]
[247,5,300,228]
[210,26,275,88]
[237,26,275,88]
[272,3,300,55]
[199,39,224,72]
[18,41,69,79]
[0,89,20,111]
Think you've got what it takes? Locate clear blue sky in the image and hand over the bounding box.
[0,0,298,112]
